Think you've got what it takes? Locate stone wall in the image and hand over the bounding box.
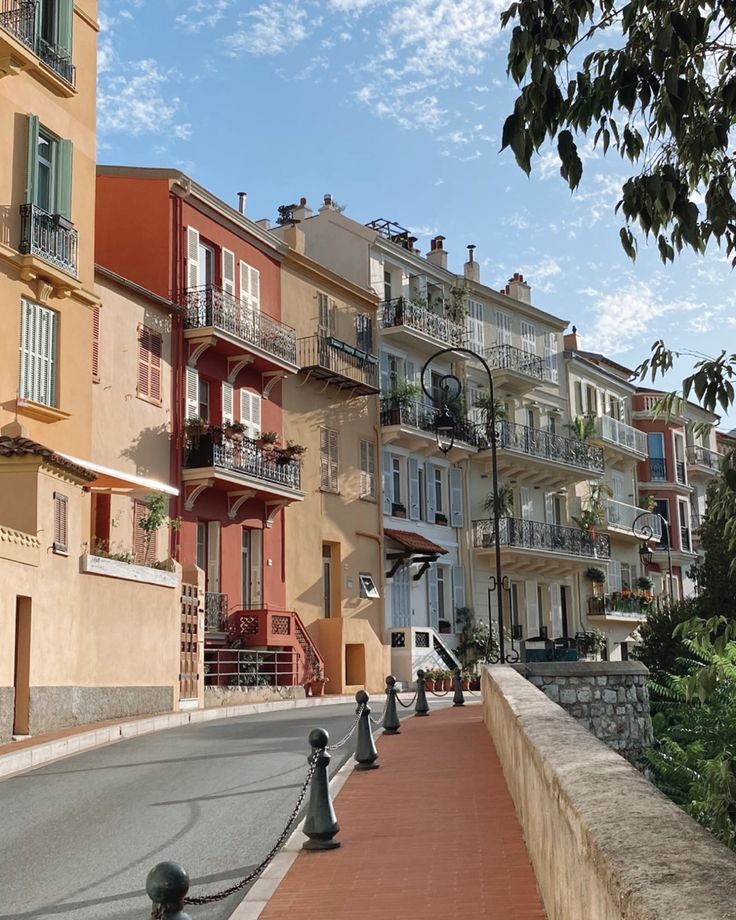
[204,685,306,707]
[28,686,173,735]
[513,661,653,759]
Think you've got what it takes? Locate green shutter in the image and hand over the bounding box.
[26,114,39,205]
[56,0,73,56]
[54,139,72,219]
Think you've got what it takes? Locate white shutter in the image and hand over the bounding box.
[496,310,512,346]
[222,249,235,296]
[360,440,375,500]
[525,580,540,635]
[207,521,221,594]
[221,381,234,425]
[467,299,485,352]
[250,528,263,607]
[520,486,532,521]
[425,462,436,521]
[452,565,466,614]
[521,321,536,354]
[329,429,338,491]
[240,390,261,440]
[239,261,250,307]
[550,584,562,637]
[19,300,57,407]
[379,352,390,393]
[187,227,200,289]
[239,261,260,311]
[185,366,199,419]
[612,473,625,500]
[405,359,416,384]
[427,566,439,630]
[544,332,558,382]
[408,458,420,520]
[608,559,623,593]
[382,450,392,513]
[544,492,554,523]
[449,467,464,528]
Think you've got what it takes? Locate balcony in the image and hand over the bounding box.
[380,397,478,452]
[596,415,647,458]
[379,297,466,351]
[299,334,379,396]
[204,592,228,632]
[182,285,298,373]
[649,458,667,480]
[475,420,604,480]
[473,517,611,560]
[0,0,75,88]
[19,204,78,278]
[605,500,662,540]
[588,593,654,620]
[687,444,721,476]
[484,344,545,391]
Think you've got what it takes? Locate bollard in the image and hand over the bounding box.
[382,675,401,734]
[302,727,341,850]
[353,690,380,770]
[146,862,192,920]
[452,667,465,706]
[415,669,430,716]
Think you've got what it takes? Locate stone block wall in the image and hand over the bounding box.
[512,661,653,759]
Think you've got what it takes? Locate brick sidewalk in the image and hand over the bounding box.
[259,704,547,920]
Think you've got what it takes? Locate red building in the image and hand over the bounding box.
[95,168,320,683]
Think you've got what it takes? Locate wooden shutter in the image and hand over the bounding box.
[56,0,73,55]
[452,565,466,614]
[222,249,235,296]
[496,310,511,346]
[521,321,536,354]
[53,492,68,553]
[149,331,162,401]
[427,567,439,630]
[185,366,199,420]
[379,352,390,393]
[26,114,39,205]
[544,332,558,382]
[54,139,73,219]
[360,440,375,499]
[608,559,623,592]
[207,521,220,593]
[240,261,260,311]
[91,305,100,382]
[525,580,540,635]
[544,492,555,523]
[408,458,420,520]
[133,499,156,564]
[449,467,464,527]
[550,584,562,637]
[221,381,234,425]
[186,227,200,289]
[320,427,338,491]
[20,299,57,406]
[520,486,532,521]
[382,449,392,513]
[425,462,436,521]
[239,390,261,440]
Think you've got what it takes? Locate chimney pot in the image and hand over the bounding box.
[507,273,531,304]
[237,192,247,215]
[299,196,307,207]
[324,194,333,207]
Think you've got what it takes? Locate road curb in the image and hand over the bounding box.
[0,695,358,781]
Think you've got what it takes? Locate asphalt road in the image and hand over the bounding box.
[0,702,393,920]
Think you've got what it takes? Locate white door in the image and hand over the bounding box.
[207,521,220,594]
[392,565,411,627]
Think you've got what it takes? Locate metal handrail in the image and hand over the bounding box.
[379,296,466,347]
[606,500,662,538]
[204,592,228,631]
[380,397,478,446]
[204,648,302,687]
[184,427,302,490]
[476,419,604,473]
[472,516,611,558]
[687,444,721,470]
[18,204,78,277]
[484,343,544,381]
[0,0,75,84]
[298,334,378,388]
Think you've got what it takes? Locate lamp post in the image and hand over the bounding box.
[420,346,508,663]
[632,510,673,597]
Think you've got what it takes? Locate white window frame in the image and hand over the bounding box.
[359,573,380,598]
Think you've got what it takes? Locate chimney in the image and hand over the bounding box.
[320,193,335,212]
[292,196,312,222]
[426,235,448,269]
[237,192,247,215]
[256,218,271,230]
[564,324,582,351]
[464,244,480,283]
[282,222,305,255]
[506,272,531,304]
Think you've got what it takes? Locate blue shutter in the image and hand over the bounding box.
[452,565,466,615]
[57,0,74,57]
[449,467,464,528]
[408,457,420,520]
[425,462,436,521]
[427,567,439,630]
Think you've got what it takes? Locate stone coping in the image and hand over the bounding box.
[80,552,179,587]
[512,660,649,677]
[482,665,736,920]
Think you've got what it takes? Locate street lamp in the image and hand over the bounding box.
[632,510,673,596]
[420,346,509,663]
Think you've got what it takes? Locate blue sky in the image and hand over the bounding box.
[98,0,735,427]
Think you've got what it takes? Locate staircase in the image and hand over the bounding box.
[433,634,462,670]
[388,626,462,684]
[227,606,324,686]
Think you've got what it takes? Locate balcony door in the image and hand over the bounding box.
[207,521,220,595]
[648,432,666,479]
[391,564,411,627]
[199,241,215,288]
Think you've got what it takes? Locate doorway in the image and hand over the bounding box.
[13,597,31,736]
[345,644,366,686]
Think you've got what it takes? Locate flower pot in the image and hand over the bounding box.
[442,678,452,691]
[308,679,326,697]
[461,679,470,691]
[424,679,435,692]
[469,679,480,691]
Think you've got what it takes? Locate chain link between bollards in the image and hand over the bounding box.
[326,704,364,750]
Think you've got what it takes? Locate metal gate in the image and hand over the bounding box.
[180,583,200,701]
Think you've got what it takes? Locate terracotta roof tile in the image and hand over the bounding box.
[0,437,96,482]
[384,527,448,555]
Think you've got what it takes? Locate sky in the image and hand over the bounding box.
[97,0,735,428]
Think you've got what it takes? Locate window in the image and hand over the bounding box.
[678,501,691,551]
[359,573,380,598]
[27,116,72,219]
[359,440,376,500]
[52,492,68,554]
[320,427,339,491]
[239,261,260,311]
[608,395,622,420]
[521,321,536,354]
[38,0,74,60]
[574,381,583,415]
[648,433,666,480]
[239,390,261,440]
[384,269,392,302]
[92,305,100,382]
[241,528,251,608]
[496,310,512,346]
[318,293,336,334]
[543,332,558,381]
[137,325,162,402]
[434,467,443,514]
[437,567,447,621]
[19,299,57,407]
[655,499,670,546]
[196,522,207,572]
[133,499,156,565]
[198,379,210,423]
[322,544,332,617]
[391,457,402,505]
[466,299,484,352]
[621,562,632,590]
[585,385,597,415]
[199,241,215,287]
[356,314,373,352]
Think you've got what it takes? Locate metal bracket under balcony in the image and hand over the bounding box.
[298,334,379,396]
[473,517,611,560]
[18,204,78,279]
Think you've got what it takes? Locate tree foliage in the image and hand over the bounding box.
[634,598,699,683]
[501,0,736,263]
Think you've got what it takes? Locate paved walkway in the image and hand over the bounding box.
[259,704,547,920]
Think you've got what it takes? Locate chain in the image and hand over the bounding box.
[179,754,318,907]
[396,692,417,708]
[430,687,451,697]
[369,697,388,725]
[326,704,364,750]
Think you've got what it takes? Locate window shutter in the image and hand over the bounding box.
[521,321,536,354]
[91,305,100,382]
[26,114,39,205]
[452,565,466,614]
[250,528,263,606]
[133,499,153,564]
[427,567,439,630]
[549,584,562,637]
[221,382,234,425]
[207,521,220,593]
[186,227,200,289]
[544,492,554,523]
[329,429,338,491]
[222,249,235,296]
[240,262,260,311]
[520,486,532,521]
[54,139,73,219]
[382,449,392,514]
[53,492,68,553]
[149,332,162,402]
[56,0,73,55]
[405,359,416,384]
[379,352,390,393]
[525,580,540,635]
[137,326,151,397]
[425,462,436,521]
[250,267,260,311]
[240,390,261,440]
[608,559,623,593]
[449,467,464,527]
[19,299,57,407]
[408,457,420,520]
[239,261,250,306]
[184,366,199,419]
[496,310,511,346]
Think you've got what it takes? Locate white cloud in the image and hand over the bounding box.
[176,0,231,32]
[98,58,191,138]
[224,2,313,55]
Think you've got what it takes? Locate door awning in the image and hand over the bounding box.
[384,528,448,556]
[58,453,179,496]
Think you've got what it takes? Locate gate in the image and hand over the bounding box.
[180,583,200,701]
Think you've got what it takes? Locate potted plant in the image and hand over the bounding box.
[283,441,307,460]
[184,415,207,438]
[392,501,407,518]
[224,420,246,442]
[637,575,653,592]
[422,669,436,692]
[438,618,452,634]
[639,494,657,512]
[441,669,453,691]
[435,512,448,525]
[307,662,328,697]
[257,431,279,450]
[586,566,607,584]
[483,484,514,519]
[386,380,421,423]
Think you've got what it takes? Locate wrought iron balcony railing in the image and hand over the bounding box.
[380,397,478,446]
[184,428,301,491]
[597,415,647,455]
[19,204,78,277]
[299,334,378,392]
[204,592,229,631]
[473,516,611,558]
[182,285,297,366]
[0,1,75,85]
[485,343,545,381]
[588,593,654,618]
[379,297,466,347]
[606,500,662,539]
[687,444,721,471]
[649,458,667,480]
[475,420,604,473]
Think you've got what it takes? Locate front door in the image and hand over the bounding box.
[13,597,31,736]
[391,564,411,627]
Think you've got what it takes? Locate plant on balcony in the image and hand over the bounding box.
[256,431,279,450]
[639,494,657,512]
[568,415,600,446]
[637,575,654,592]
[435,512,448,525]
[573,482,612,537]
[284,441,307,459]
[482,484,514,518]
[224,421,246,442]
[184,416,207,437]
[137,492,182,563]
[576,627,607,658]
[585,566,607,584]
[392,501,407,518]
[388,380,421,410]
[447,281,468,324]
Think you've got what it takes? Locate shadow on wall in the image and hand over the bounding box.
[120,424,171,479]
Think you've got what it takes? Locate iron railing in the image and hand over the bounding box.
[380,397,478,446]
[649,458,667,480]
[19,204,78,277]
[473,516,611,558]
[687,444,721,471]
[597,415,647,455]
[0,1,75,84]
[675,460,687,484]
[379,297,466,347]
[475,419,604,473]
[184,428,301,491]
[182,285,297,366]
[606,500,662,539]
[485,343,545,381]
[298,334,378,390]
[588,594,654,618]
[204,648,302,687]
[204,592,229,631]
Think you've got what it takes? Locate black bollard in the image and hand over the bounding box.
[382,675,401,734]
[302,728,341,850]
[354,690,379,770]
[415,669,430,716]
[146,862,192,920]
[452,667,465,706]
